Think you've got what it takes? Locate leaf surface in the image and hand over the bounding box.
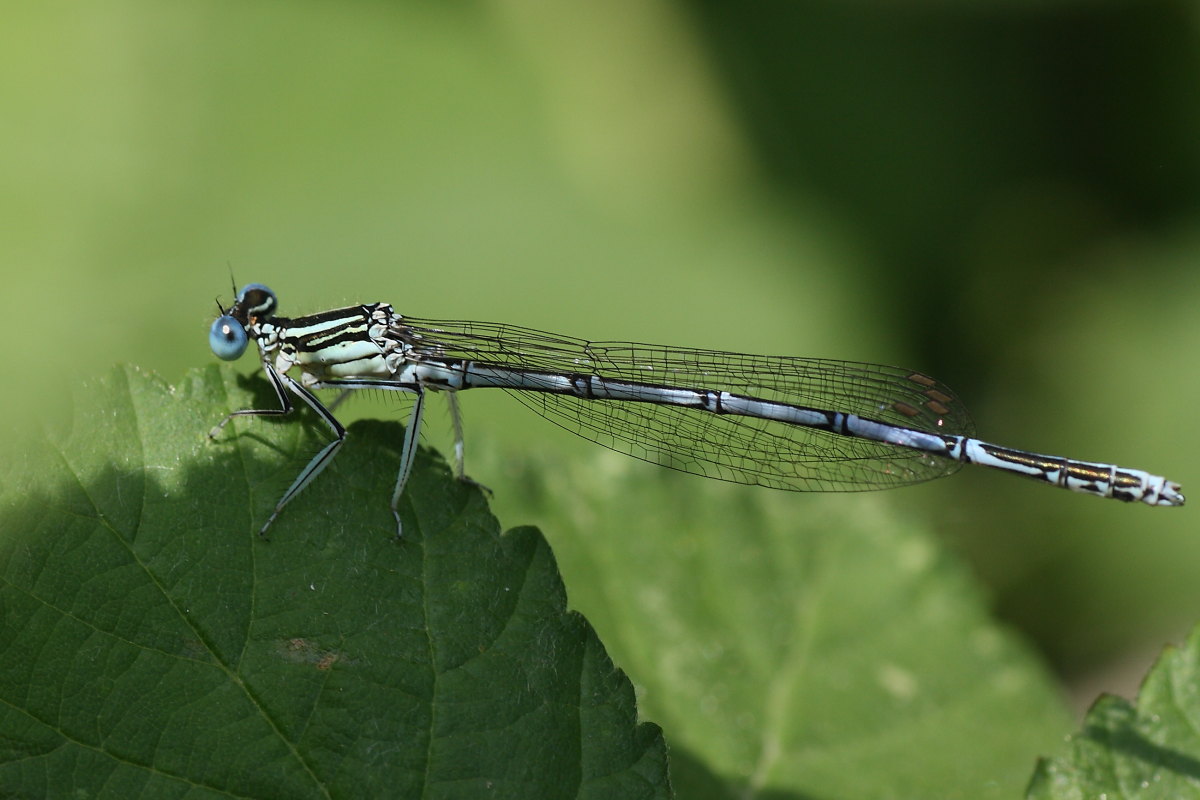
[0,365,668,799]
[481,436,1076,798]
[1029,624,1200,799]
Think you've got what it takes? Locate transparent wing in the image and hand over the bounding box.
[391,317,976,492]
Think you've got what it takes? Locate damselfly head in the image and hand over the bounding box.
[208,283,276,361]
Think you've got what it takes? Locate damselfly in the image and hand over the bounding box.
[208,283,1184,537]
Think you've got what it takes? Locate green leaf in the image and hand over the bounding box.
[0,365,668,799]
[480,446,1076,798]
[1028,624,1200,799]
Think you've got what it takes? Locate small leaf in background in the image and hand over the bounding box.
[1028,624,1200,799]
[0,365,668,799]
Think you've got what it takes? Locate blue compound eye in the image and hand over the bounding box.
[209,315,249,361]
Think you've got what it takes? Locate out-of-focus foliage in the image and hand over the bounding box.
[1,0,1196,757]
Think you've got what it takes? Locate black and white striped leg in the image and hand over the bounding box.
[208,356,297,439]
[446,390,466,480]
[211,362,349,537]
[443,390,492,496]
[391,387,426,539]
[261,371,347,538]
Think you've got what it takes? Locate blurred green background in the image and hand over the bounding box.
[4,0,1197,708]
